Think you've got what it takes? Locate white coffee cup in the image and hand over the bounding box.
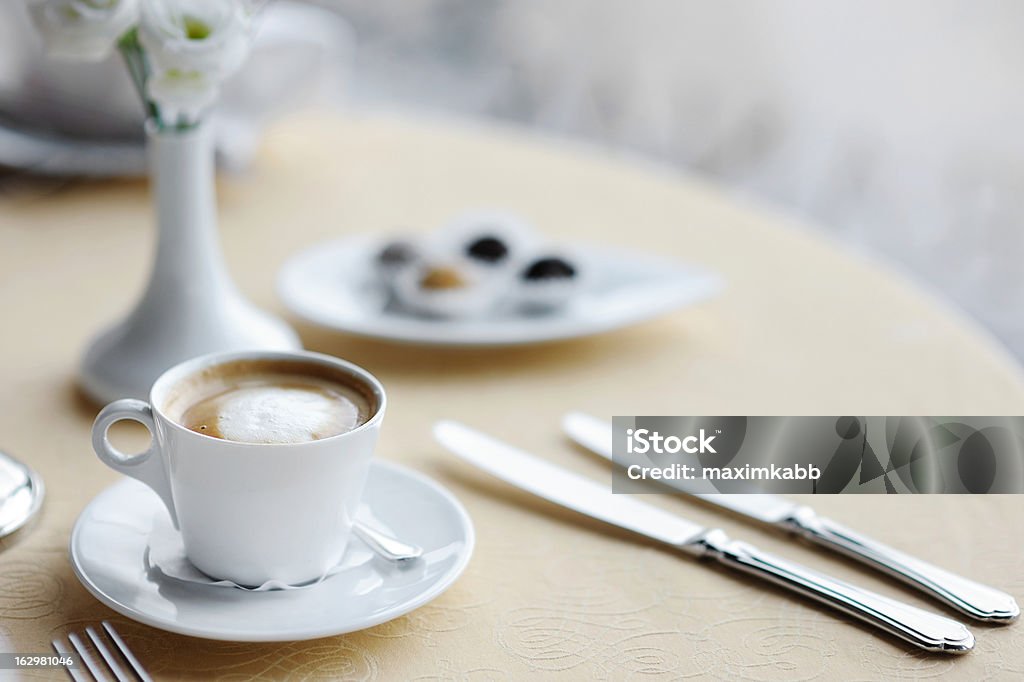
[91,349,386,587]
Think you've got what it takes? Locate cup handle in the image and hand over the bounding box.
[92,399,179,528]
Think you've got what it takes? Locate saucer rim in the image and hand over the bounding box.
[69,459,476,641]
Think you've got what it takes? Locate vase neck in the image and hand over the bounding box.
[149,123,217,246]
[145,122,231,293]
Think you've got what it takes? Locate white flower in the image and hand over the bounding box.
[139,0,253,125]
[28,0,140,61]
[145,70,218,126]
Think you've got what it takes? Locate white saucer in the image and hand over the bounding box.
[277,234,723,346]
[70,460,474,641]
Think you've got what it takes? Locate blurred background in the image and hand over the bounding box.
[2,0,1022,357]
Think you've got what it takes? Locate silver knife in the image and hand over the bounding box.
[435,420,974,654]
[563,412,1020,624]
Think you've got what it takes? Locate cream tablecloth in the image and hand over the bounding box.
[1,112,1023,680]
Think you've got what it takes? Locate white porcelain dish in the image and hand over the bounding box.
[277,234,723,346]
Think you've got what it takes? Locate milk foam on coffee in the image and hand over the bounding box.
[166,359,375,444]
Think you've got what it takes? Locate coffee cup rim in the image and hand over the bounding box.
[149,349,387,448]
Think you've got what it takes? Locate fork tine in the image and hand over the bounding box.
[68,632,106,682]
[85,627,133,682]
[51,637,90,682]
[101,622,152,682]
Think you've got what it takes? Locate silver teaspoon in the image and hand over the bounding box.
[0,450,44,539]
[353,520,423,562]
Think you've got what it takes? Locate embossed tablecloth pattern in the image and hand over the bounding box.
[1,113,1023,680]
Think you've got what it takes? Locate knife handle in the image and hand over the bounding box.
[779,507,1019,623]
[679,529,975,654]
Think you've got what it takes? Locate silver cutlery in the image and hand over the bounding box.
[563,412,1020,624]
[0,449,44,539]
[353,520,423,562]
[52,621,151,682]
[435,420,975,654]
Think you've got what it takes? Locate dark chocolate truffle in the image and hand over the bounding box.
[522,257,576,281]
[465,235,510,263]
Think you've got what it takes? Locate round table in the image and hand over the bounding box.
[1,112,1022,680]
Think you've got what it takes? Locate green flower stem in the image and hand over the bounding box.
[117,28,162,128]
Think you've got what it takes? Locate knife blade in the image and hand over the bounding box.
[435,420,704,546]
[563,411,1019,624]
[434,420,974,654]
[563,411,800,522]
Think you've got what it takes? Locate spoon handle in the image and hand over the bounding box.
[353,521,423,562]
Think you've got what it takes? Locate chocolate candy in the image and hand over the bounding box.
[465,235,510,264]
[522,257,576,281]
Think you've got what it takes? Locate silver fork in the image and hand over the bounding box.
[52,621,151,682]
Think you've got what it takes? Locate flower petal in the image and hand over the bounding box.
[28,0,139,62]
[139,0,252,78]
[146,69,219,125]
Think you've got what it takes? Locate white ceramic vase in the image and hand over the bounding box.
[79,122,300,404]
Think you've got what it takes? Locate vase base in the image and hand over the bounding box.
[78,307,302,405]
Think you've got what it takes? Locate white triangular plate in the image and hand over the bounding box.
[277,234,723,346]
